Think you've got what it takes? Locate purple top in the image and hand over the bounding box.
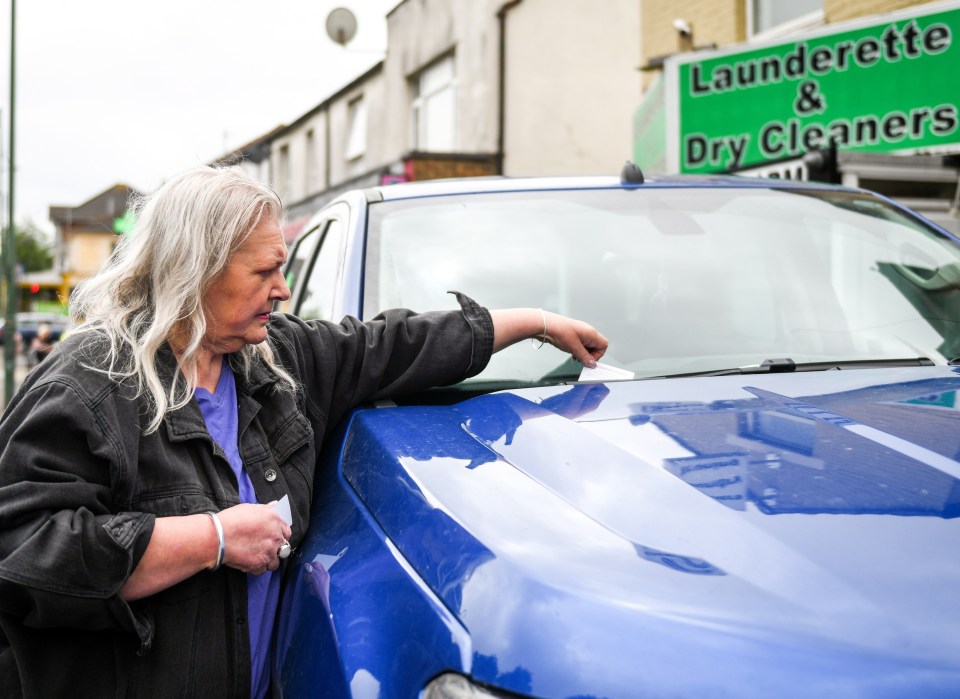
[195,361,279,699]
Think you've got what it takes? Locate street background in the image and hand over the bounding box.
[1,0,958,411]
[0,0,396,235]
[1,353,28,394]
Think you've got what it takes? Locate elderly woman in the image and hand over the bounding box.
[0,167,606,698]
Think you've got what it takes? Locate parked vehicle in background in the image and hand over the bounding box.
[273,172,960,698]
[0,312,70,353]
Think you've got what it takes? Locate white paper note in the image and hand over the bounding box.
[271,494,293,525]
[579,361,636,383]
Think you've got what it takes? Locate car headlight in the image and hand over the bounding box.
[421,673,519,699]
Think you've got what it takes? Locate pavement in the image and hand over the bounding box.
[0,355,32,408]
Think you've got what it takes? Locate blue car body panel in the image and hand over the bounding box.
[276,366,960,698]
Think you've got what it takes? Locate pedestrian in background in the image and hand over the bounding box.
[0,166,607,697]
[28,323,56,366]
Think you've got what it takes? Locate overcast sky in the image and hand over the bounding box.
[0,0,398,234]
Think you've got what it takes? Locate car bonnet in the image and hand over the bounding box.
[341,365,960,697]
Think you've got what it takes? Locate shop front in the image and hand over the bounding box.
[634,1,960,230]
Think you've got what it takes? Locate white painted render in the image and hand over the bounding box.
[502,0,641,175]
[251,0,643,216]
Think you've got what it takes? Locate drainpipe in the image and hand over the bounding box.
[324,104,331,190]
[496,0,524,175]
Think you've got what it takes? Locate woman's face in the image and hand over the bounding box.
[203,216,290,355]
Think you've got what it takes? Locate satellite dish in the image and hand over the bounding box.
[326,7,358,46]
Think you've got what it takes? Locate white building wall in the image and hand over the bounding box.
[295,111,329,196]
[503,0,641,175]
[259,0,642,215]
[361,71,390,168]
[327,73,388,184]
[266,68,386,215]
[382,0,502,155]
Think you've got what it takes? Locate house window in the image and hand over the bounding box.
[276,144,291,200]
[345,97,367,160]
[749,0,822,39]
[305,129,319,188]
[411,54,456,152]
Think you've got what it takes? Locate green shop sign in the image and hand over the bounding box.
[666,2,960,173]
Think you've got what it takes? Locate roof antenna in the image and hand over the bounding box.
[621,161,645,184]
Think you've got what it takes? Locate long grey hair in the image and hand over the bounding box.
[70,166,298,433]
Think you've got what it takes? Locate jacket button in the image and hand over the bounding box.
[264,469,277,482]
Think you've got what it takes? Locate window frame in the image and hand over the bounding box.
[345,96,368,161]
[295,217,346,322]
[285,204,351,321]
[275,143,292,201]
[277,223,322,316]
[304,129,319,188]
[410,53,458,152]
[747,2,824,42]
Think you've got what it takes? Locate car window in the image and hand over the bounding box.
[366,187,960,389]
[277,225,323,315]
[297,219,345,322]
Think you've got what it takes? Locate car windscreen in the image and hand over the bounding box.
[365,186,960,389]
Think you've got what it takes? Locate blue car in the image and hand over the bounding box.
[274,173,960,698]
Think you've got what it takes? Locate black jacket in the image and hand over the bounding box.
[0,297,492,698]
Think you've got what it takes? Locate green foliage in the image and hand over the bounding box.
[13,222,53,273]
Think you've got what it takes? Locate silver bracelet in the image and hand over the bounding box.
[532,308,547,348]
[205,511,225,571]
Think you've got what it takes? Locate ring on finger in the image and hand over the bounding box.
[277,540,292,559]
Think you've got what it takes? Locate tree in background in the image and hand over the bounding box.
[14,222,53,273]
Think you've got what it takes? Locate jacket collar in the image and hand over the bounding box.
[160,345,279,442]
[229,351,279,395]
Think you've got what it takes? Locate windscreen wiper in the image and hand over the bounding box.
[655,356,935,380]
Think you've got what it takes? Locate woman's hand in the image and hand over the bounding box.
[489,308,608,367]
[217,503,292,576]
[119,504,292,601]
